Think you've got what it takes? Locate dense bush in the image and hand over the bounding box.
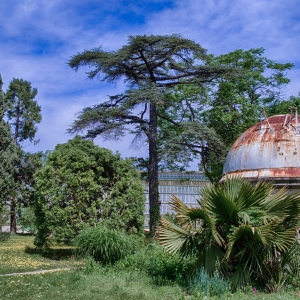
[115,242,194,285]
[34,136,145,246]
[74,225,142,264]
[147,243,194,284]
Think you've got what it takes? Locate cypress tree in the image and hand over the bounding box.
[0,75,17,213]
[4,78,41,233]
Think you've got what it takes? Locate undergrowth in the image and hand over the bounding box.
[2,234,300,299]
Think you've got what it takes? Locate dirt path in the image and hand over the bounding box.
[0,267,72,277]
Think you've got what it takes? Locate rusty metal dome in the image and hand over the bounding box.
[221,114,300,185]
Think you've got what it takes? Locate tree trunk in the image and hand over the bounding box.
[10,199,17,234]
[148,103,160,235]
[11,97,19,234]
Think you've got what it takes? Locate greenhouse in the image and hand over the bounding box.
[143,172,209,226]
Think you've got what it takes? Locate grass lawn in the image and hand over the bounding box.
[0,269,187,300]
[0,235,75,274]
[0,235,186,300]
[1,235,300,300]
[2,269,300,300]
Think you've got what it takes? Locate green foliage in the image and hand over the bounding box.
[68,34,233,232]
[268,93,300,116]
[34,136,145,245]
[8,150,44,234]
[18,206,37,233]
[11,151,45,208]
[189,268,231,298]
[72,256,99,279]
[0,207,10,242]
[0,267,186,300]
[157,84,226,176]
[2,77,42,234]
[0,75,18,208]
[115,242,194,285]
[158,178,300,291]
[0,117,16,202]
[74,225,142,264]
[147,243,194,285]
[2,235,300,299]
[4,78,41,145]
[159,49,295,182]
[202,49,294,180]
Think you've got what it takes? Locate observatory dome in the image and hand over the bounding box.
[221,114,300,186]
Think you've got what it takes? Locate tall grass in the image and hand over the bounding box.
[1,268,299,300]
[74,225,142,264]
[0,269,187,300]
[114,242,195,286]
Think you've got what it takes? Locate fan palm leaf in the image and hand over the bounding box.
[157,177,300,291]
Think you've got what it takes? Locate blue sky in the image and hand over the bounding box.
[0,0,300,167]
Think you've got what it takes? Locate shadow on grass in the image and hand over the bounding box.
[16,232,36,236]
[24,246,74,261]
[0,232,10,242]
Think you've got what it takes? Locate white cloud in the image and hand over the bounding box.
[1,0,299,167]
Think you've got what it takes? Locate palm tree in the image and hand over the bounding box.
[157,178,300,291]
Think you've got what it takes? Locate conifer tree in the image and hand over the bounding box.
[4,78,41,233]
[68,34,232,233]
[0,75,17,216]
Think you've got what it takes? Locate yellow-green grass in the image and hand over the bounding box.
[0,235,77,274]
[0,270,188,300]
[1,270,300,300]
[1,236,300,300]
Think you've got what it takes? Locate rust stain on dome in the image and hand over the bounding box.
[222,114,300,182]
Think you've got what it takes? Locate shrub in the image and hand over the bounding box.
[158,178,300,291]
[147,243,194,284]
[74,225,141,264]
[34,136,145,246]
[115,242,194,285]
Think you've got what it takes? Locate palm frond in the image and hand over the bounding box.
[199,184,240,221]
[157,218,198,256]
[230,265,251,291]
[225,224,273,261]
[187,207,224,246]
[263,187,300,219]
[157,177,300,291]
[168,194,194,224]
[270,226,297,251]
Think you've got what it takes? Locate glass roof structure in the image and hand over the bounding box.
[144,172,209,227]
[158,172,208,181]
